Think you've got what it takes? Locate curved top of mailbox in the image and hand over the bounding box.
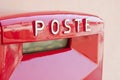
[0,11,102,20]
[0,11,104,44]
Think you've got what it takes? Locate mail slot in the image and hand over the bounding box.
[0,11,104,80]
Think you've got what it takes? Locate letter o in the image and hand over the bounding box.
[51,20,60,34]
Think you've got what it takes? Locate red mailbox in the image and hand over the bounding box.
[0,11,104,80]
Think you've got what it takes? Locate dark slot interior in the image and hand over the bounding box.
[23,39,68,54]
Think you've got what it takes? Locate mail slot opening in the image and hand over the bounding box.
[23,39,68,54]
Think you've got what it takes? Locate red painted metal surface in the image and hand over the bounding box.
[0,11,103,44]
[0,11,104,80]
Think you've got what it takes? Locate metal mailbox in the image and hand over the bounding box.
[0,11,104,80]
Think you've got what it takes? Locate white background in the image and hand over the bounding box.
[0,0,120,80]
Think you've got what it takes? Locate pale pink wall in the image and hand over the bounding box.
[0,0,120,80]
